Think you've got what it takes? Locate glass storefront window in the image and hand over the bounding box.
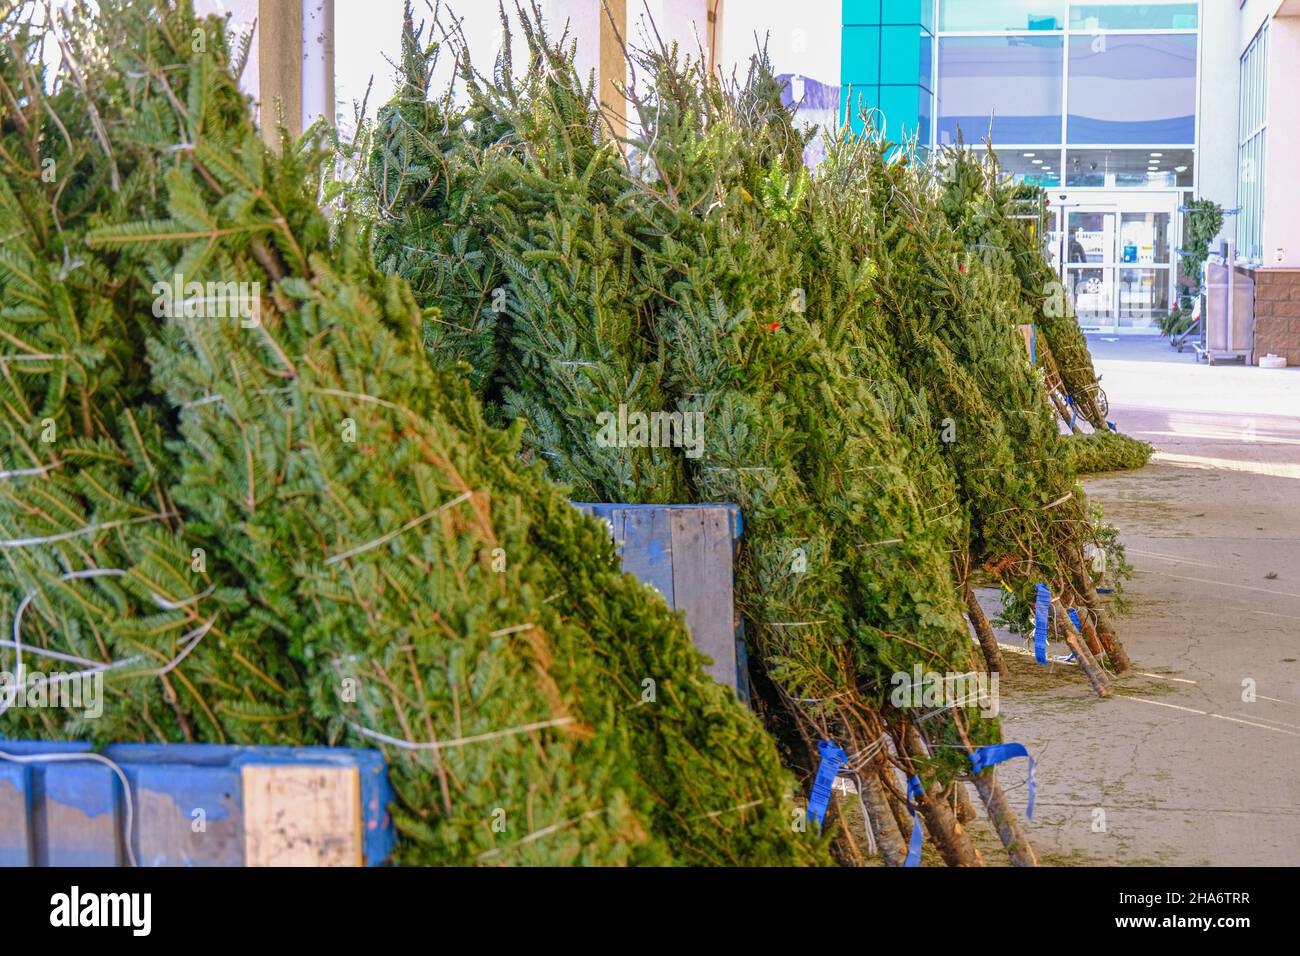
[994,149,1062,187]
[1067,267,1113,323]
[1064,148,1193,187]
[937,37,1064,145]
[1066,210,1115,265]
[939,1,1065,32]
[1069,3,1198,31]
[1117,269,1169,327]
[1119,211,1171,265]
[1238,25,1268,264]
[1067,34,1196,144]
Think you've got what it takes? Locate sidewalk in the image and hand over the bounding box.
[985,335,1300,865]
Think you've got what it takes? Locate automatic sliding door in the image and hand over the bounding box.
[1116,210,1172,328]
[1064,209,1116,327]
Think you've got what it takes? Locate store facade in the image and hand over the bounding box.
[842,0,1201,333]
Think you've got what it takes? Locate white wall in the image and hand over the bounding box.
[1262,13,1300,266]
[717,0,839,86]
[1194,0,1239,218]
[1196,0,1296,258]
[196,0,259,99]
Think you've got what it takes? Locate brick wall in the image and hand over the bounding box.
[1251,268,1300,365]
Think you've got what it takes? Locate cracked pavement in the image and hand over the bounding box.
[976,335,1300,866]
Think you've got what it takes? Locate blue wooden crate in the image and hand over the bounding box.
[0,741,394,867]
[573,503,749,700]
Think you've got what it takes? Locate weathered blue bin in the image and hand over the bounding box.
[574,502,749,700]
[0,741,393,867]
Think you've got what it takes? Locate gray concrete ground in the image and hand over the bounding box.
[978,334,1300,866]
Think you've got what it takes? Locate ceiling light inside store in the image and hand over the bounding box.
[1032,159,1043,164]
[1150,152,1163,157]
[1175,165,1189,172]
[1024,153,1036,157]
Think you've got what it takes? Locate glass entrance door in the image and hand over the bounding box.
[1053,192,1178,332]
[1116,210,1173,327]
[1064,207,1117,325]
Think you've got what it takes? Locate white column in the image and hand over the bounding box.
[301,0,334,130]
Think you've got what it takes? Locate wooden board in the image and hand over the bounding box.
[573,503,745,694]
[616,506,676,606]
[241,764,363,867]
[669,508,737,687]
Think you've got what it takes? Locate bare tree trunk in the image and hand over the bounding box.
[951,713,1039,867]
[879,765,915,844]
[833,799,869,868]
[1074,558,1132,673]
[916,785,984,867]
[964,581,1005,674]
[1049,389,1085,434]
[1076,606,1106,657]
[968,767,1038,867]
[1056,600,1113,698]
[903,725,984,867]
[952,780,978,823]
[861,766,908,867]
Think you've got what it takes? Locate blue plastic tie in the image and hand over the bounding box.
[1033,583,1051,664]
[969,743,1036,820]
[905,774,925,867]
[807,739,847,828]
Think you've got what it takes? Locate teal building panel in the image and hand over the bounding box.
[843,0,881,25]
[841,25,881,84]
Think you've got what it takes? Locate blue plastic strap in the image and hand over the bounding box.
[807,739,847,827]
[1064,608,1082,662]
[1065,396,1077,428]
[1033,583,1051,664]
[969,743,1037,820]
[905,775,924,867]
[1106,420,1117,432]
[1065,608,1082,663]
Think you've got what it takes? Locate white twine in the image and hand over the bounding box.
[0,462,61,480]
[835,768,878,857]
[0,512,174,549]
[324,490,474,566]
[347,716,576,753]
[488,623,537,638]
[2,568,217,717]
[0,354,69,364]
[150,583,216,611]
